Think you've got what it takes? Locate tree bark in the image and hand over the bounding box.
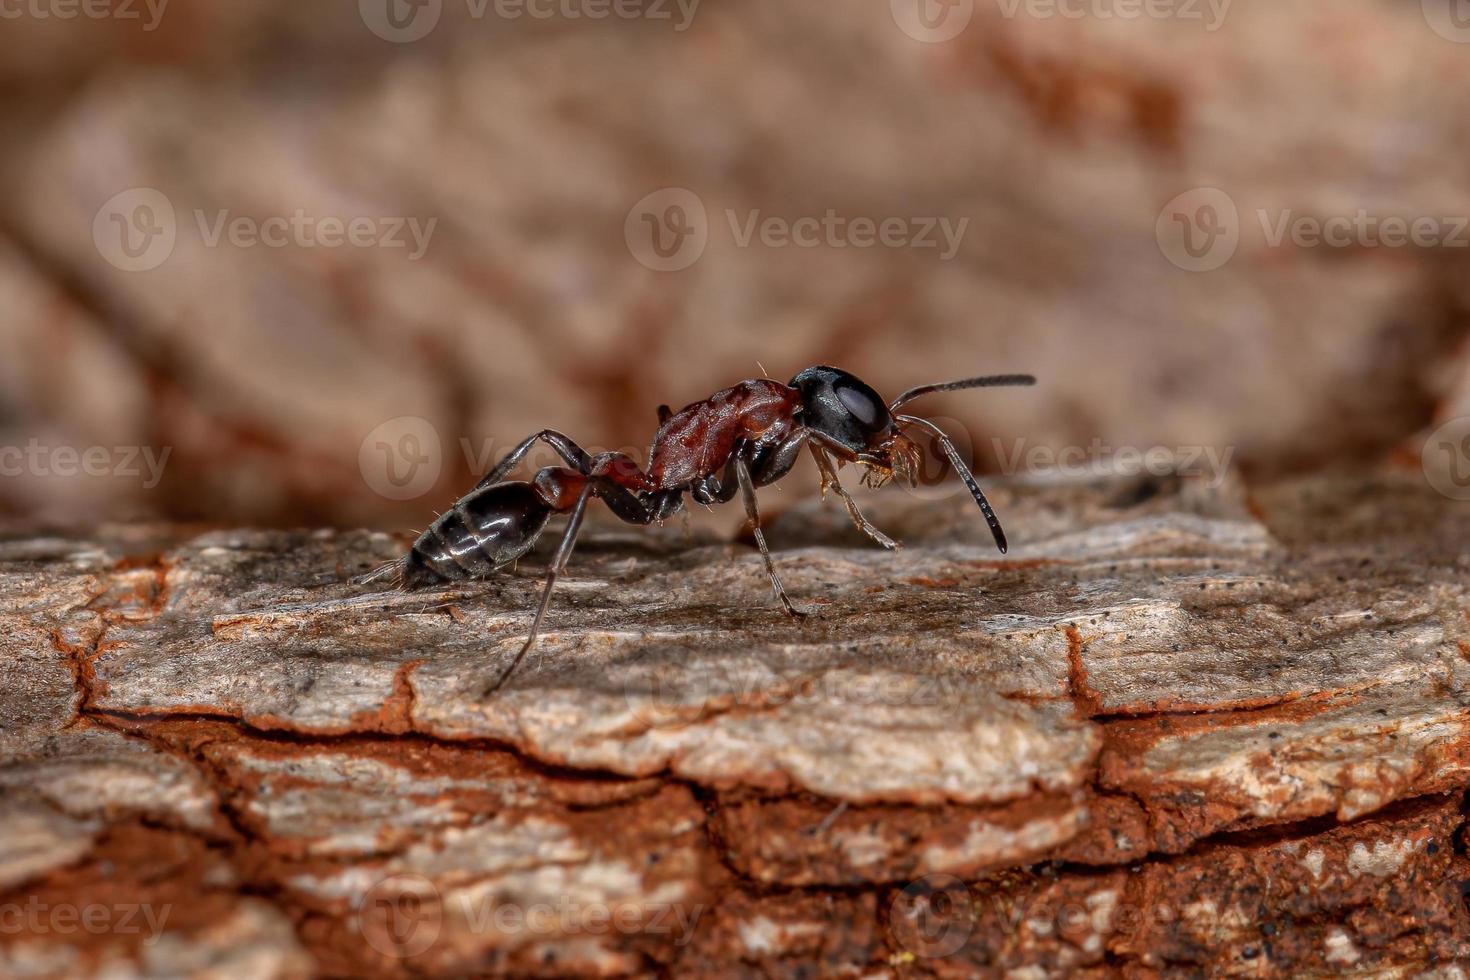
[3,468,1469,976]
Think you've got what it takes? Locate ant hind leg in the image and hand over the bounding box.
[476,430,594,491]
[480,483,594,697]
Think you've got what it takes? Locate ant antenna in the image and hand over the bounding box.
[889,374,1035,412]
[896,414,1010,554]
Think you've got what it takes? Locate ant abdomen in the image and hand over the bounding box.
[401,481,552,589]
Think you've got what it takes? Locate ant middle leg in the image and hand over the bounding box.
[734,456,809,621]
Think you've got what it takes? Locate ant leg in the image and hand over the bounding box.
[476,430,594,490]
[807,444,900,550]
[481,482,594,697]
[734,456,808,621]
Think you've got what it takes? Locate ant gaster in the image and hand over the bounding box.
[396,366,1035,694]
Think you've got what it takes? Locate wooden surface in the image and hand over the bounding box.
[3,469,1470,976]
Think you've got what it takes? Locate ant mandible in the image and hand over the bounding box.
[396,366,1035,694]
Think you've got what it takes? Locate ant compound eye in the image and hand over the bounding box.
[837,384,884,429]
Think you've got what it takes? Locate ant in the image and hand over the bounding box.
[393,366,1035,694]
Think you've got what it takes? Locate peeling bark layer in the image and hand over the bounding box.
[2,469,1470,976]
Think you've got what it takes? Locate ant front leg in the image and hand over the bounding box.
[807,442,900,551]
[733,455,809,621]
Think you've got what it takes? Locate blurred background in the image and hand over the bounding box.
[1,0,1469,529]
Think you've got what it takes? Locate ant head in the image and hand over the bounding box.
[789,365,896,454]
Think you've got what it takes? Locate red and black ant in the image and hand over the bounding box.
[394,366,1035,693]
